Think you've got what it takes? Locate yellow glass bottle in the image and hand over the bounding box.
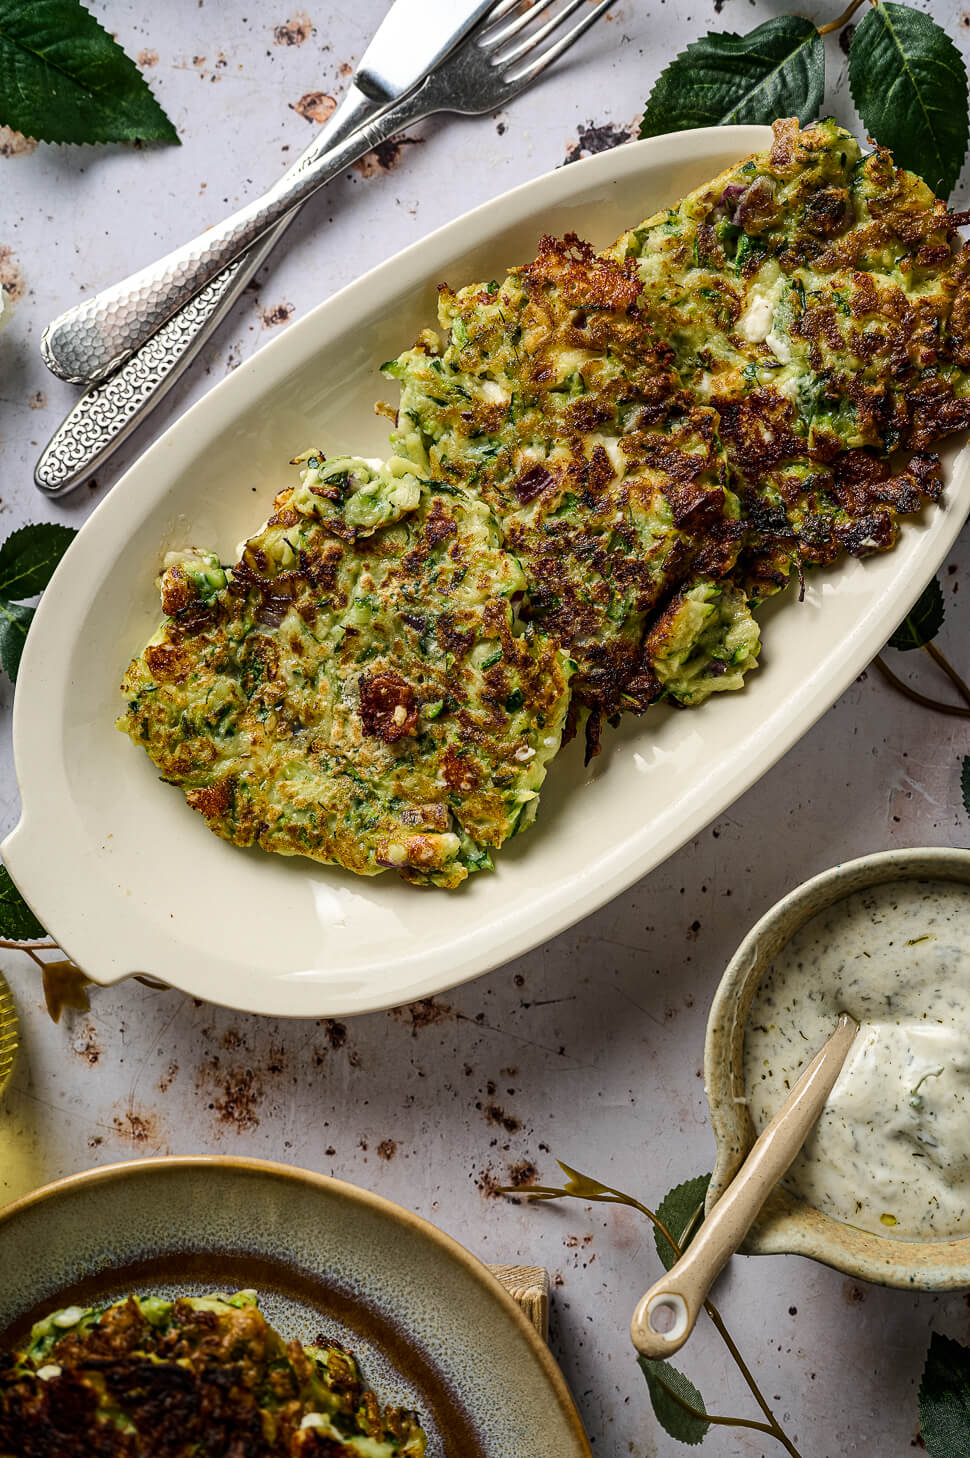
[0,972,17,1100]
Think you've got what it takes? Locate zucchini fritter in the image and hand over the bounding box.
[611,117,957,587]
[385,234,754,727]
[118,457,572,888]
[0,1290,426,1457]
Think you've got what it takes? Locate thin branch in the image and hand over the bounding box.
[873,656,970,718]
[817,0,867,37]
[0,939,58,952]
[923,641,970,709]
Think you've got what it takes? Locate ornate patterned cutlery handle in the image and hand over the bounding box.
[34,84,382,496]
[34,243,275,496]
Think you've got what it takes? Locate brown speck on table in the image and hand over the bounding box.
[506,1159,538,1188]
[196,1055,264,1132]
[28,391,46,411]
[390,996,453,1034]
[0,127,37,157]
[158,1061,179,1093]
[274,12,313,45]
[475,1165,503,1200]
[259,300,294,328]
[73,1024,102,1067]
[0,246,25,303]
[338,60,353,76]
[111,1107,164,1147]
[323,1019,346,1050]
[291,91,337,124]
[377,1138,397,1161]
[480,1103,521,1134]
[562,119,635,167]
[137,48,159,66]
[353,136,422,178]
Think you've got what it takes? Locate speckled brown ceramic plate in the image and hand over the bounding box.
[0,1156,590,1457]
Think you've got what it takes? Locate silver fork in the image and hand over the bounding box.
[40,0,612,389]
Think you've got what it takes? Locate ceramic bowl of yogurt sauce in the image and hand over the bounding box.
[705,846,970,1289]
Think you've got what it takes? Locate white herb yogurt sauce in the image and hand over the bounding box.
[743,879,970,1241]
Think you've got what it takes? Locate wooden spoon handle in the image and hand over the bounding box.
[631,1012,858,1359]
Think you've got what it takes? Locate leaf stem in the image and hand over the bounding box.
[648,1375,777,1436]
[508,1173,803,1456]
[922,641,970,709]
[874,656,970,718]
[817,0,867,37]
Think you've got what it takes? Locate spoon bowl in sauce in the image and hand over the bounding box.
[705,847,970,1291]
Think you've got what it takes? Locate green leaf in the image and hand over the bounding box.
[961,757,970,820]
[639,1357,710,1446]
[888,575,945,651]
[0,598,34,682]
[0,0,179,146]
[849,2,968,198]
[919,1332,970,1455]
[0,864,46,940]
[0,523,76,600]
[654,1174,712,1272]
[639,16,824,137]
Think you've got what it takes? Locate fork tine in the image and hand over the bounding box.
[483,0,528,21]
[479,0,557,50]
[492,0,589,66]
[504,0,612,83]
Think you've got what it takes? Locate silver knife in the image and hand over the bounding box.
[34,0,504,497]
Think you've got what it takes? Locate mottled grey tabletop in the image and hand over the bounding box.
[1,3,969,1455]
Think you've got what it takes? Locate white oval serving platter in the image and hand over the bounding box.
[5,125,970,1016]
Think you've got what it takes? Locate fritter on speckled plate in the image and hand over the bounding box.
[0,1290,426,1456]
[118,456,572,888]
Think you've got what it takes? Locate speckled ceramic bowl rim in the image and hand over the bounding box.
[705,846,970,1290]
[0,1155,591,1454]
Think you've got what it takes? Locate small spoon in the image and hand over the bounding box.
[631,1012,858,1360]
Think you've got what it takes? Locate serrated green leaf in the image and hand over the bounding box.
[0,523,76,600]
[0,598,34,682]
[919,1332,970,1455]
[888,575,945,651]
[640,16,824,138]
[639,1357,710,1446]
[654,1174,712,1272]
[0,864,46,940]
[961,757,970,820]
[849,2,968,198]
[0,0,179,146]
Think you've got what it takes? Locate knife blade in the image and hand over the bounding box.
[35,0,503,495]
